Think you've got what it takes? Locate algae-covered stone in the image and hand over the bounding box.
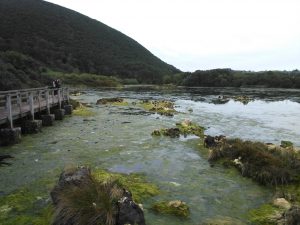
[151,200,190,218]
[233,96,253,105]
[152,120,205,139]
[138,100,176,116]
[96,97,125,105]
[280,140,294,149]
[176,119,205,138]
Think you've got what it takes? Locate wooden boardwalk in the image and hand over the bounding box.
[0,87,69,127]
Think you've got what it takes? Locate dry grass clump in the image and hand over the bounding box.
[208,139,300,186]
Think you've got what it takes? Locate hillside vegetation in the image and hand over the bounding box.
[0,0,179,90]
[166,69,300,88]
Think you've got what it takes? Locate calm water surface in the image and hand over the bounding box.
[1,87,300,224]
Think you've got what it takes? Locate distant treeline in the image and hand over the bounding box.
[164,69,300,88]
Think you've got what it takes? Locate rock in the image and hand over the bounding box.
[162,128,181,138]
[117,190,145,225]
[152,200,189,218]
[96,98,124,105]
[51,167,145,225]
[204,135,226,148]
[273,198,292,210]
[283,206,300,225]
[280,140,294,149]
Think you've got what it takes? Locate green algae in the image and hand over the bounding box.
[92,169,160,203]
[248,203,282,225]
[0,170,58,225]
[151,200,190,218]
[73,105,96,117]
[0,187,54,225]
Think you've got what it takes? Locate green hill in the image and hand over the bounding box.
[0,0,179,90]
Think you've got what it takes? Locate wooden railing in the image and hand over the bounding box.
[0,87,70,128]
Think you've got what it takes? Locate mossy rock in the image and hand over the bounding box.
[248,203,283,225]
[280,140,294,149]
[208,138,300,186]
[151,200,190,218]
[138,100,176,116]
[96,97,126,105]
[92,169,160,203]
[176,119,205,138]
[73,105,96,117]
[233,96,253,105]
[69,98,81,109]
[151,128,180,138]
[151,120,205,138]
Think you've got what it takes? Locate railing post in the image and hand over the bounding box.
[17,91,22,114]
[66,88,70,104]
[58,89,61,109]
[6,94,13,128]
[38,90,41,112]
[29,92,34,120]
[45,89,50,115]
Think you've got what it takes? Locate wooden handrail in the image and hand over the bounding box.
[0,87,70,127]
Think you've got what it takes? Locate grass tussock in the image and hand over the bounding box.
[208,139,300,186]
[54,177,123,225]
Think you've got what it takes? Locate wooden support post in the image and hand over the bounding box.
[58,89,61,109]
[45,90,50,115]
[17,92,22,114]
[38,90,41,112]
[6,94,13,129]
[29,92,34,120]
[66,88,70,104]
[52,89,55,105]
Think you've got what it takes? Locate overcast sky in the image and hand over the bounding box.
[45,0,300,72]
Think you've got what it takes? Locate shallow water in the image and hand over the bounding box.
[1,87,300,224]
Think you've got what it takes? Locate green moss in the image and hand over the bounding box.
[248,204,282,225]
[73,106,96,117]
[151,200,190,218]
[93,169,160,203]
